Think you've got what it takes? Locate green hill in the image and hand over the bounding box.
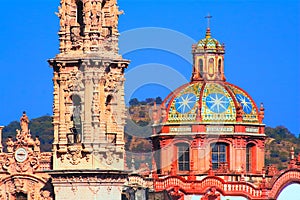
[265,126,300,170]
[2,116,53,152]
[2,111,299,171]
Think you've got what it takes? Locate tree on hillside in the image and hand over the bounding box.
[265,126,300,170]
[145,98,155,104]
[129,98,139,106]
[155,97,162,104]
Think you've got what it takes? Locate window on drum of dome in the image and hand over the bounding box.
[208,58,214,76]
[246,143,255,172]
[218,59,222,76]
[211,143,228,170]
[199,59,204,77]
[177,143,190,171]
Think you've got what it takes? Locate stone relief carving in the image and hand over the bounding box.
[70,26,83,50]
[0,113,44,175]
[105,151,114,165]
[66,145,83,165]
[13,179,25,194]
[0,178,53,200]
[88,186,101,195]
[40,190,52,200]
[56,0,124,54]
[34,137,41,153]
[6,138,14,153]
[1,155,13,170]
[91,2,101,27]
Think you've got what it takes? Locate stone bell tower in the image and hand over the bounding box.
[48,0,129,199]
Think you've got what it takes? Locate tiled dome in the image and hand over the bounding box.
[163,82,259,124]
[195,28,225,53]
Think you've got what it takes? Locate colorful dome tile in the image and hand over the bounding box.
[196,28,225,53]
[226,84,258,122]
[201,83,236,122]
[163,82,259,124]
[167,82,202,123]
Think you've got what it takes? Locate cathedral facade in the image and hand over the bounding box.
[0,0,299,200]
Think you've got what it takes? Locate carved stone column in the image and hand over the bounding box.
[82,67,93,146]
[58,78,67,149]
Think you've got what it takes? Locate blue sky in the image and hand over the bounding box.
[0,0,299,198]
[0,0,299,138]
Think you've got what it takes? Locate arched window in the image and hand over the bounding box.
[71,94,82,143]
[101,0,107,8]
[208,58,214,76]
[76,0,84,36]
[246,143,255,172]
[176,143,190,171]
[16,192,27,200]
[218,59,222,75]
[199,59,204,77]
[105,95,114,111]
[211,143,228,170]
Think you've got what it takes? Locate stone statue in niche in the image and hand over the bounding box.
[89,33,100,51]
[24,132,35,146]
[111,6,124,36]
[6,137,14,153]
[71,26,82,50]
[91,2,100,26]
[71,95,82,143]
[83,7,91,30]
[55,5,67,28]
[20,111,29,133]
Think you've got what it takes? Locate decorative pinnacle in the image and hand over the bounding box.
[205,13,212,38]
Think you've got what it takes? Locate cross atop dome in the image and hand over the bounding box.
[205,13,212,38]
[205,13,212,28]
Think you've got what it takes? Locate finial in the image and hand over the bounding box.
[291,146,295,160]
[260,102,264,110]
[258,102,265,123]
[205,13,212,38]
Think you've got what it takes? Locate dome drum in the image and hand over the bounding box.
[152,123,265,136]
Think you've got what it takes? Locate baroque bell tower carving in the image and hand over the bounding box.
[48,0,129,171]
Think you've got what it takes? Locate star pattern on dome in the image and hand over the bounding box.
[236,94,252,114]
[206,93,230,113]
[175,93,197,114]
